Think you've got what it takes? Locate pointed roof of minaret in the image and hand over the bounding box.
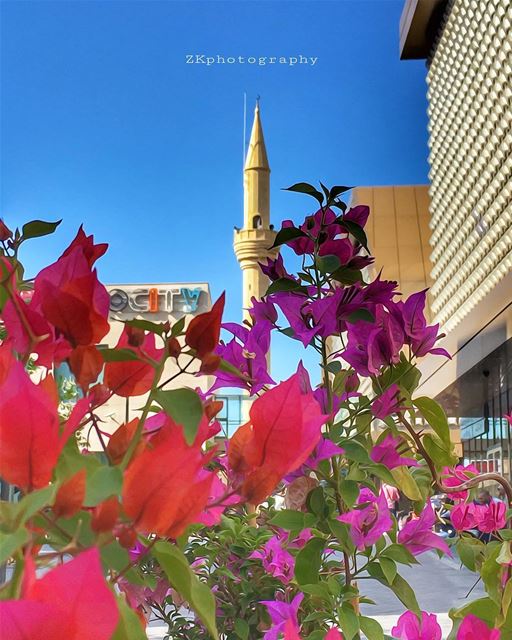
[244,102,270,171]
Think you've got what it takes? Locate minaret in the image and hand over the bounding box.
[234,102,278,321]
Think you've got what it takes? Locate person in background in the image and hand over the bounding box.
[381,482,400,517]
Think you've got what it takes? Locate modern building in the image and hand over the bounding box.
[352,185,433,301]
[400,0,512,478]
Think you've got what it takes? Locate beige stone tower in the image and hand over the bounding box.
[234,103,278,321]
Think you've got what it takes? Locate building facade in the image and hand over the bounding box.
[400,0,512,478]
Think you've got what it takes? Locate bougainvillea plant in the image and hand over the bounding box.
[0,185,510,640]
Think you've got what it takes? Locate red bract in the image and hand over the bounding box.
[0,361,61,491]
[0,548,119,640]
[104,326,163,397]
[2,293,72,367]
[53,469,87,519]
[229,371,328,504]
[122,423,215,537]
[69,345,104,390]
[61,226,108,268]
[31,230,110,347]
[185,292,225,359]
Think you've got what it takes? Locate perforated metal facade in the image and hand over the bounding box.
[426,0,512,333]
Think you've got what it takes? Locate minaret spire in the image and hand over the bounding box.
[234,101,278,322]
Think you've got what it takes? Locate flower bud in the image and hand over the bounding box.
[126,325,145,347]
[200,352,221,374]
[117,525,137,549]
[0,219,12,241]
[167,336,181,358]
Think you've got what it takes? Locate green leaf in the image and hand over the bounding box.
[481,544,501,604]
[21,219,61,240]
[379,556,397,584]
[307,486,328,519]
[171,315,186,337]
[100,348,140,362]
[340,439,371,464]
[154,388,203,445]
[449,597,499,628]
[359,616,384,640]
[381,543,417,565]
[125,318,165,335]
[456,537,484,572]
[112,596,148,640]
[269,226,308,250]
[317,255,341,274]
[325,360,342,375]
[346,309,374,324]
[338,602,359,640]
[330,185,353,199]
[339,480,359,508]
[413,397,451,446]
[234,619,250,640]
[101,541,131,573]
[0,528,30,564]
[422,433,458,468]
[270,510,314,531]
[340,219,369,252]
[331,266,363,285]
[153,540,218,639]
[366,564,420,613]
[1,485,56,531]
[390,466,422,501]
[328,520,355,554]
[283,182,324,205]
[295,537,325,585]
[266,278,307,296]
[84,466,123,507]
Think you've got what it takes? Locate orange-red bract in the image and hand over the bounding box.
[0,361,61,491]
[0,548,119,640]
[229,372,328,504]
[104,327,163,397]
[107,418,140,465]
[185,292,225,359]
[69,345,104,390]
[91,496,120,533]
[53,469,87,519]
[122,423,215,538]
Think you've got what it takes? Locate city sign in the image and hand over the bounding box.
[109,285,208,316]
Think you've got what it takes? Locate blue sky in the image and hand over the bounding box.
[1,0,429,383]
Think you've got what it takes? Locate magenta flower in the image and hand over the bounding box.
[451,502,477,532]
[285,437,344,482]
[343,305,404,376]
[371,433,418,469]
[398,501,451,556]
[344,204,370,228]
[393,290,450,359]
[261,593,303,640]
[473,501,506,533]
[371,385,406,421]
[338,487,392,550]
[456,614,501,640]
[271,291,318,347]
[259,253,295,281]
[391,610,442,640]
[250,535,295,584]
[249,296,278,324]
[209,320,274,394]
[442,465,479,501]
